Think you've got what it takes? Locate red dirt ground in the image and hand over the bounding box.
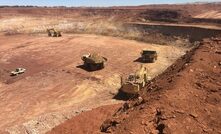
[48,104,121,134]
[0,3,220,134]
[48,37,221,134]
[0,33,185,133]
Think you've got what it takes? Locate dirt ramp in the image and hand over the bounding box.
[194,10,221,19]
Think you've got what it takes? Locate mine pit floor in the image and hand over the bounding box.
[0,34,188,133]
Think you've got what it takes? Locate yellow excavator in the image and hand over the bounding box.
[119,65,151,95]
[47,28,62,37]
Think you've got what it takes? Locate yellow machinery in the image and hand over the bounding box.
[120,65,150,94]
[47,28,62,37]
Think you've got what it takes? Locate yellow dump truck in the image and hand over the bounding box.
[81,53,107,71]
[140,49,157,63]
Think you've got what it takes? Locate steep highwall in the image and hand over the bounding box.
[129,23,221,42]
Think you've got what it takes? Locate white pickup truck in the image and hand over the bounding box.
[11,68,26,76]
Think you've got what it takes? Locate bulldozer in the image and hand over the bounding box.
[140,49,157,63]
[47,28,62,37]
[81,53,107,71]
[119,65,150,95]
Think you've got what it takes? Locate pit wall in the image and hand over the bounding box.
[129,23,221,43]
[188,18,221,25]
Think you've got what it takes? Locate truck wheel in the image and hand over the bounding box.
[100,63,104,69]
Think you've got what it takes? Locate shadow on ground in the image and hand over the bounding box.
[113,90,138,101]
[76,65,104,72]
[133,57,154,63]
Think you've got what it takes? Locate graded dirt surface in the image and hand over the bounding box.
[48,37,221,134]
[0,33,186,133]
